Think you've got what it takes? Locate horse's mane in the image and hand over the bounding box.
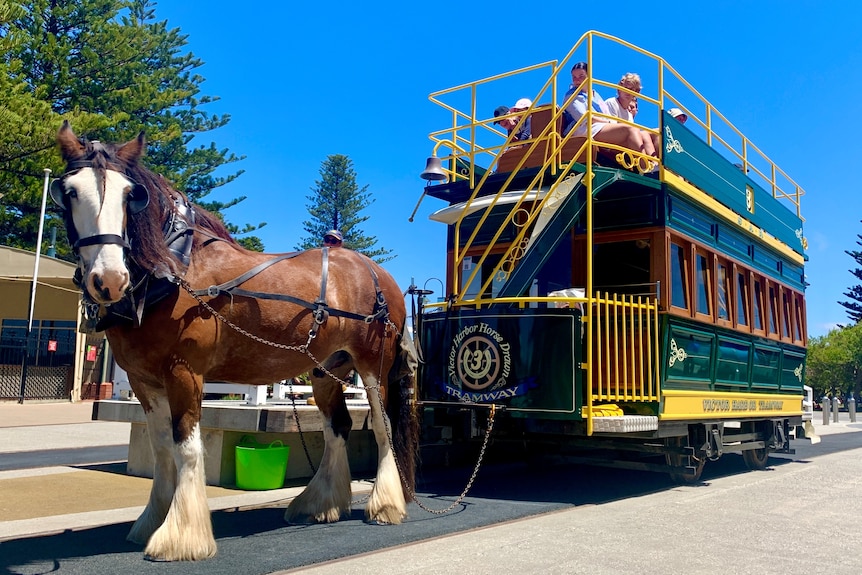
[92,141,238,273]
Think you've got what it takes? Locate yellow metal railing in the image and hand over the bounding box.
[590,291,661,403]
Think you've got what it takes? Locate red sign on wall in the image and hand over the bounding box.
[86,345,97,362]
[47,340,58,352]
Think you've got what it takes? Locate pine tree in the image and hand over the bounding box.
[839,219,862,324]
[0,0,264,257]
[298,154,393,263]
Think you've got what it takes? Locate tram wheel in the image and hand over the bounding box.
[742,446,770,470]
[741,421,772,470]
[665,436,705,484]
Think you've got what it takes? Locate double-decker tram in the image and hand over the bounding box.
[412,32,810,481]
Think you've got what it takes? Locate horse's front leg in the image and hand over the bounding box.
[285,353,353,524]
[137,380,216,561]
[127,392,176,546]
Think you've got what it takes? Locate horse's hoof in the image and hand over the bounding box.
[144,554,172,563]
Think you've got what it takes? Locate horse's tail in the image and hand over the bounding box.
[386,325,420,498]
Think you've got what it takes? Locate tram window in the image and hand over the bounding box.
[695,253,711,316]
[670,242,688,310]
[735,271,749,327]
[752,278,764,332]
[767,284,779,336]
[717,263,730,322]
[782,290,793,340]
[793,294,805,342]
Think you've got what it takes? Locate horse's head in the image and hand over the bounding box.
[53,122,150,304]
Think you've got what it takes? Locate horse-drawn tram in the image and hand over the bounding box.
[413,31,810,481]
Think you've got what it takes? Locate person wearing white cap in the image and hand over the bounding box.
[668,107,688,124]
[493,97,533,141]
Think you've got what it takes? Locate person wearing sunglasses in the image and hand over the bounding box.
[323,229,343,247]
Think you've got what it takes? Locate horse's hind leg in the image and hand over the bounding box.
[285,351,353,524]
[361,369,408,525]
[131,384,216,561]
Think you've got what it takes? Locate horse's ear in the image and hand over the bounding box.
[57,121,85,161]
[116,131,146,164]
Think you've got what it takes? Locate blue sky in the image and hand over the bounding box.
[153,0,860,338]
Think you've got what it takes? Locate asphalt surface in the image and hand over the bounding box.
[1,402,860,575]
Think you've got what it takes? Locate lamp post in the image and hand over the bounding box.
[18,168,52,403]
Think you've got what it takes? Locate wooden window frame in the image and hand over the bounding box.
[793,292,807,345]
[668,238,690,316]
[693,247,713,322]
[750,273,767,337]
[715,256,733,328]
[734,264,750,331]
[766,280,780,339]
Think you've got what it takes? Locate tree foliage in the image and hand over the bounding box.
[298,154,393,263]
[806,322,862,400]
[838,219,862,324]
[0,0,263,258]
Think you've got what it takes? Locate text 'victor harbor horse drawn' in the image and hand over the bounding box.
[51,122,419,561]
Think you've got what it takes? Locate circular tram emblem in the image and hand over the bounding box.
[456,335,501,390]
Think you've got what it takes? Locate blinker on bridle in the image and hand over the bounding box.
[50,142,150,253]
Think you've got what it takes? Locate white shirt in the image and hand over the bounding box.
[604,96,633,123]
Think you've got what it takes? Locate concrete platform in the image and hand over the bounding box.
[93,400,377,486]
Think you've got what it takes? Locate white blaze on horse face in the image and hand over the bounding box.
[66,168,132,304]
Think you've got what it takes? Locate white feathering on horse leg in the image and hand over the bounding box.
[143,423,216,561]
[365,381,407,525]
[127,396,176,545]
[285,423,351,524]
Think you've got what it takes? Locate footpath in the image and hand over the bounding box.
[0,400,367,541]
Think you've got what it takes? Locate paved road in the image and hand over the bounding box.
[1,419,861,575]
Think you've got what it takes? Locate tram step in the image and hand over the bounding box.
[592,415,658,433]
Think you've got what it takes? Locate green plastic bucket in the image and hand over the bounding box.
[235,436,290,490]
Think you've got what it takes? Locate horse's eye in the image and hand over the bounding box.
[68,189,78,199]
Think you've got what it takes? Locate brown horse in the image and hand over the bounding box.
[52,123,418,561]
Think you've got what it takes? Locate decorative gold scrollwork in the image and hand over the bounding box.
[794,364,803,382]
[665,125,683,154]
[668,338,688,367]
[615,150,654,174]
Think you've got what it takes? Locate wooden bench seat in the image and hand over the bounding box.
[495,105,594,173]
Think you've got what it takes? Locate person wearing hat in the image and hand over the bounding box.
[493,98,532,141]
[323,229,343,247]
[668,107,688,124]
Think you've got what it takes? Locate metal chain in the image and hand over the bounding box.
[180,278,493,515]
[287,379,317,474]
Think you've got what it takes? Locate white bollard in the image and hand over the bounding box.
[832,396,840,423]
[822,397,830,426]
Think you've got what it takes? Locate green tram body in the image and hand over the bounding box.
[414,32,809,480]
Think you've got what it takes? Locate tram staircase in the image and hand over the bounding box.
[496,168,619,299]
[456,164,660,435]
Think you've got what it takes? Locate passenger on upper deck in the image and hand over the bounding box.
[668,107,688,124]
[494,98,533,141]
[605,72,656,158]
[605,72,640,122]
[561,62,654,159]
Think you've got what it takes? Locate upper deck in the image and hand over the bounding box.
[420,32,808,306]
